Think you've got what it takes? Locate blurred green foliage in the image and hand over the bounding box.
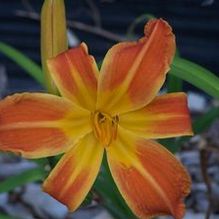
[0,42,45,87]
[0,12,219,219]
[0,214,20,219]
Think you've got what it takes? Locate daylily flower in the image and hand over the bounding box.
[0,19,193,218]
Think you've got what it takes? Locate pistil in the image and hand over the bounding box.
[91,111,119,147]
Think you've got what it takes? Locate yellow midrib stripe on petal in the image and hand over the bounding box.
[122,113,189,123]
[107,129,174,215]
[58,135,103,199]
[0,121,61,130]
[99,22,159,111]
[64,54,96,109]
[0,119,92,141]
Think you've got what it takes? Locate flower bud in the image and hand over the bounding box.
[41,0,68,93]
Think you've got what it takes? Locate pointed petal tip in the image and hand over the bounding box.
[137,201,186,219]
[120,92,193,139]
[47,42,91,64]
[80,42,88,54]
[46,44,98,110]
[187,130,194,136]
[97,18,176,114]
[144,18,173,38]
[144,18,176,64]
[173,203,186,219]
[42,182,78,212]
[107,128,191,219]
[42,134,103,212]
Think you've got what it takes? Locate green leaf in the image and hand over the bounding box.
[167,74,183,93]
[33,158,49,169]
[94,155,137,219]
[81,192,93,207]
[0,213,20,219]
[0,42,45,87]
[171,57,219,98]
[0,168,45,193]
[159,138,178,153]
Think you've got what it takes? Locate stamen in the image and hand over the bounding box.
[91,111,119,147]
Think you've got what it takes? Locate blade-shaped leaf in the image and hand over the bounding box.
[171,57,219,98]
[159,138,178,153]
[0,42,45,87]
[167,74,183,93]
[0,168,45,193]
[0,214,20,219]
[94,156,137,219]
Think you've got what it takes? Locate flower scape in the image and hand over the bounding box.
[0,19,193,219]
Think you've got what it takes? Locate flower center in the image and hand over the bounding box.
[91,111,119,147]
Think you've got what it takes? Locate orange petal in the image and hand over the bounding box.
[120,92,193,139]
[0,93,91,158]
[107,128,191,219]
[47,43,99,111]
[97,19,175,115]
[43,133,104,211]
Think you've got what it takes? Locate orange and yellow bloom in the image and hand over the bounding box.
[0,19,193,218]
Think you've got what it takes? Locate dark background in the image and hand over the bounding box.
[0,0,219,92]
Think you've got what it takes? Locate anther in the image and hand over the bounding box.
[91,111,119,147]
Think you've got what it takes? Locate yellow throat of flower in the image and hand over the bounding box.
[91,111,119,147]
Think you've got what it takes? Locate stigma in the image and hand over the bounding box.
[91,111,119,147]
